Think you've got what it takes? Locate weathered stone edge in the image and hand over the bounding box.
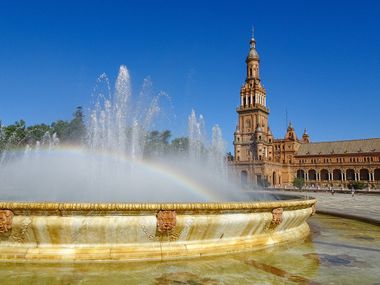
[0,198,316,212]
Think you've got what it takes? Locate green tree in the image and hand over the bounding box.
[293,177,305,190]
[144,130,172,158]
[349,181,367,190]
[66,106,86,144]
[3,120,27,147]
[169,137,189,154]
[51,120,70,141]
[26,124,52,144]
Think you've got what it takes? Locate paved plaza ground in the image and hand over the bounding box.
[268,189,380,225]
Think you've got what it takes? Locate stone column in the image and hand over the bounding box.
[250,94,253,107]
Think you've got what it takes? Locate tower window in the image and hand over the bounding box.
[249,68,252,77]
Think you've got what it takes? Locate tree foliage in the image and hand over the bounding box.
[293,177,305,189]
[348,181,367,190]
[143,131,190,158]
[1,107,199,160]
[170,137,189,154]
[0,106,86,152]
[65,106,86,144]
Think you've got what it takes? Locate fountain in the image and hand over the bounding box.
[0,66,316,262]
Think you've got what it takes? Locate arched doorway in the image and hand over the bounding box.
[272,172,276,186]
[308,169,317,181]
[296,169,305,179]
[346,169,355,181]
[375,169,380,181]
[360,169,369,181]
[333,169,342,180]
[320,169,329,181]
[241,170,248,186]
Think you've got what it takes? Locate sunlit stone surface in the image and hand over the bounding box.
[0,197,315,262]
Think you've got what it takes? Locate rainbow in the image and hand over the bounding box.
[1,145,224,202]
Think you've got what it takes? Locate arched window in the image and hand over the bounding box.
[308,169,317,181]
[374,169,380,181]
[320,169,329,181]
[333,169,342,180]
[296,169,305,179]
[360,169,369,181]
[346,169,355,180]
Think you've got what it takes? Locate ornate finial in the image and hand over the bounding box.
[249,26,256,49]
[303,128,308,135]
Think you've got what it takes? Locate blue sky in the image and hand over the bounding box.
[0,0,379,151]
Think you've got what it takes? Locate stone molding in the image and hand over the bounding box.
[0,199,316,213]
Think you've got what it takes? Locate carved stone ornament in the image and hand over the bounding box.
[156,210,176,233]
[0,210,14,234]
[270,207,283,229]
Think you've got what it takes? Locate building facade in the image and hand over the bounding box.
[232,34,380,188]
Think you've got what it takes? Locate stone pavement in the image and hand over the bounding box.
[268,190,380,226]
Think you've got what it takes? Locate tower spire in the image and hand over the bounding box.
[250,26,256,49]
[247,26,258,61]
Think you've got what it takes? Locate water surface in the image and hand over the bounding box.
[1,214,379,284]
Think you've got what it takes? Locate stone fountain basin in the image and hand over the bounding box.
[0,197,316,262]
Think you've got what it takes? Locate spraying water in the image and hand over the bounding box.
[0,65,250,203]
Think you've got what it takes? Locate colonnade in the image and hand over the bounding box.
[240,94,266,107]
[297,168,380,182]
